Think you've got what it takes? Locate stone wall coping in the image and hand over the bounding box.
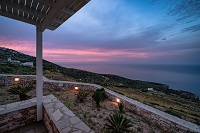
[0,98,37,115]
[43,95,94,133]
[0,74,36,77]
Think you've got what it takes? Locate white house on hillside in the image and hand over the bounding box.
[12,60,20,63]
[148,88,154,91]
[21,62,34,67]
[7,57,20,63]
[7,57,11,62]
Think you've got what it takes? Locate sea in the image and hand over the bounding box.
[63,64,200,97]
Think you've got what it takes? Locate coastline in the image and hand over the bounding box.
[63,63,200,97]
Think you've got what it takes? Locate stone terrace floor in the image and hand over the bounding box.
[6,121,47,133]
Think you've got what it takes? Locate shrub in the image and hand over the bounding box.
[165,109,182,118]
[83,112,89,121]
[0,79,5,87]
[141,88,148,92]
[77,92,88,102]
[96,88,107,100]
[8,83,33,101]
[92,88,107,107]
[195,119,200,126]
[64,101,74,108]
[105,113,132,133]
[118,102,124,113]
[92,91,103,107]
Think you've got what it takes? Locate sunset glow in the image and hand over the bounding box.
[0,0,199,65]
[0,37,150,63]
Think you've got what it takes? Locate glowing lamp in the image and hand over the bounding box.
[14,78,20,82]
[75,87,79,90]
[116,98,120,103]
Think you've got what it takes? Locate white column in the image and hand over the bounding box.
[36,28,43,121]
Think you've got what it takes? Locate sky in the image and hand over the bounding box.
[0,0,200,65]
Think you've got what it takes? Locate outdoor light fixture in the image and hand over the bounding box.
[14,77,20,82]
[75,87,79,90]
[116,98,120,103]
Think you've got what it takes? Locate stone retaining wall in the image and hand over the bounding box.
[43,107,60,133]
[43,82,97,92]
[0,99,37,132]
[0,75,36,87]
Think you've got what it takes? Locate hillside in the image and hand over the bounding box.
[0,47,199,101]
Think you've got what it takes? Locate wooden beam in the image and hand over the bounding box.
[32,0,54,7]
[61,7,75,16]
[53,18,64,24]
[39,0,71,32]
[0,10,38,26]
[1,0,46,19]
[84,0,90,2]
[47,25,57,30]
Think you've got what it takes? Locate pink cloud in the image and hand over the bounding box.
[0,36,36,56]
[0,37,152,63]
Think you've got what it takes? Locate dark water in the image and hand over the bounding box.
[63,64,200,97]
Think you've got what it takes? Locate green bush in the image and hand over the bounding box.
[83,112,89,121]
[165,109,182,118]
[194,119,200,125]
[141,88,148,92]
[96,88,107,100]
[77,92,88,102]
[8,83,33,101]
[105,113,132,133]
[92,88,107,107]
[64,101,74,108]
[118,102,124,113]
[92,91,103,108]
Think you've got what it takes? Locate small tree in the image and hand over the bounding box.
[118,102,124,113]
[96,88,107,100]
[92,91,103,107]
[105,113,132,133]
[8,83,34,101]
[92,88,107,107]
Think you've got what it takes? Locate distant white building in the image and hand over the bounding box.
[12,60,20,63]
[148,88,154,91]
[7,57,12,62]
[7,57,20,63]
[21,62,33,67]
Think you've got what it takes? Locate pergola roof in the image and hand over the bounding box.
[0,0,90,32]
